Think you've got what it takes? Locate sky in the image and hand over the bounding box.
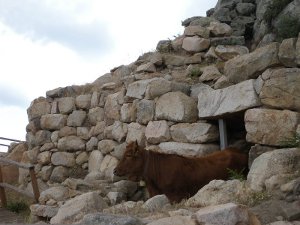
[0,0,217,152]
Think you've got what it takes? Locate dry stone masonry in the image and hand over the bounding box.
[7,0,299,224]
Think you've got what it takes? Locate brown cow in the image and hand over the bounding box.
[114,141,248,202]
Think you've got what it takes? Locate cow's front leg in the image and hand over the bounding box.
[146,183,161,197]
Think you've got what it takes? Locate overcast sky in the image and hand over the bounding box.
[0,0,217,152]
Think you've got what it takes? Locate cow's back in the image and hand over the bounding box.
[142,148,248,202]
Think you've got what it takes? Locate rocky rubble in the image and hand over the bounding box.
[7,0,300,224]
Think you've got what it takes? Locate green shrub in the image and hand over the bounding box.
[276,15,300,39]
[227,168,246,181]
[280,133,300,148]
[264,0,293,23]
[6,201,29,213]
[189,68,202,78]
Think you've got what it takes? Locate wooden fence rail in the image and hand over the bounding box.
[0,157,40,207]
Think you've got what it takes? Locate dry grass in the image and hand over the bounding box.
[2,188,34,222]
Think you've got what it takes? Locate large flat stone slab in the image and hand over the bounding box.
[224,42,280,83]
[198,79,261,119]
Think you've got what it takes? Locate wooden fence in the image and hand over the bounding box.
[0,137,39,207]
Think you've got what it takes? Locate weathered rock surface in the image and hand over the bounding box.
[88,150,104,173]
[126,123,146,146]
[147,216,196,225]
[50,192,108,224]
[245,109,300,146]
[51,152,75,167]
[156,92,198,122]
[186,180,249,207]
[78,213,142,225]
[30,204,58,218]
[278,38,297,67]
[39,186,69,204]
[67,110,87,127]
[58,97,75,114]
[40,114,67,130]
[259,68,300,111]
[27,100,51,120]
[136,99,155,125]
[57,136,86,151]
[182,37,210,52]
[198,79,261,119]
[215,45,249,60]
[247,148,300,191]
[142,195,170,212]
[145,121,171,144]
[194,203,251,225]
[224,43,280,83]
[76,94,91,109]
[170,122,219,143]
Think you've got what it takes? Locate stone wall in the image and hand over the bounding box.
[18,4,300,222]
[22,17,300,189]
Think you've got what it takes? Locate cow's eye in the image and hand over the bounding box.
[126,154,133,158]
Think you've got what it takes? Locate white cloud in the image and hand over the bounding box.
[0,106,27,152]
[0,0,217,152]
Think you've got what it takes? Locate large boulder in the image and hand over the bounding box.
[186,180,249,207]
[39,186,69,204]
[58,97,75,114]
[120,103,137,123]
[224,43,280,83]
[145,120,171,144]
[112,121,128,142]
[126,78,172,100]
[50,166,69,183]
[278,38,297,67]
[247,148,300,191]
[126,123,146,147]
[27,99,51,120]
[297,33,300,66]
[40,114,67,130]
[78,213,142,225]
[104,91,124,121]
[136,99,155,125]
[88,107,104,126]
[215,45,249,61]
[67,110,87,127]
[50,192,108,224]
[259,68,300,111]
[245,109,300,146]
[142,195,170,212]
[170,122,219,144]
[30,204,58,219]
[156,92,198,122]
[182,37,210,52]
[57,136,86,151]
[198,79,261,119]
[194,203,255,225]
[88,150,104,173]
[147,216,196,225]
[51,152,75,167]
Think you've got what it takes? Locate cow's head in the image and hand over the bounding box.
[113,141,144,181]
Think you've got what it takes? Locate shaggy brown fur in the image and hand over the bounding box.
[114,141,248,202]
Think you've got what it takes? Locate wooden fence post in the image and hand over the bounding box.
[29,167,40,203]
[0,166,7,207]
